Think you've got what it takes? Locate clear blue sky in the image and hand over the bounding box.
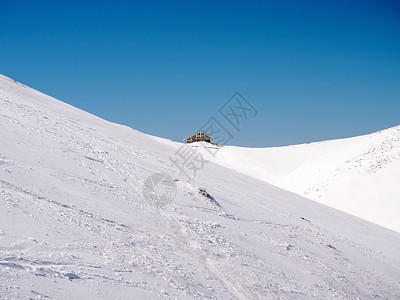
[1,0,399,147]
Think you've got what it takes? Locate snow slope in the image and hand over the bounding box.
[193,126,400,232]
[0,74,400,299]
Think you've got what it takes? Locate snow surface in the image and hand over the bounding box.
[0,74,399,299]
[192,126,400,232]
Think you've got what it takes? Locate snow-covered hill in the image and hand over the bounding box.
[0,74,399,299]
[194,126,400,232]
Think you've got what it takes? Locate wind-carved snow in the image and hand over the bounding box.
[0,74,399,299]
[348,127,400,174]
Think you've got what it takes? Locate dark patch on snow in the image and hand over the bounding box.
[84,156,103,163]
[300,217,311,223]
[199,188,221,207]
[65,272,80,280]
[0,262,25,269]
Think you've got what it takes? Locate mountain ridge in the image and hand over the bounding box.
[191,124,400,232]
[0,74,399,299]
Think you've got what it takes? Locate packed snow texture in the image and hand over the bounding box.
[0,74,399,299]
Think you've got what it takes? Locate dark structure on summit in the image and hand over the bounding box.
[183,130,212,143]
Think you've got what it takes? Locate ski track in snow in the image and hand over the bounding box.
[0,74,399,299]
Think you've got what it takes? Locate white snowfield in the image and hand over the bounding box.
[193,125,400,233]
[0,74,399,299]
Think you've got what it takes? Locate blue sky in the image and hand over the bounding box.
[1,0,399,147]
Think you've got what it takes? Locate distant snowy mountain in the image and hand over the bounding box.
[0,74,399,299]
[194,126,400,232]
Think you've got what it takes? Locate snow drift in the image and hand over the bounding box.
[194,126,400,232]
